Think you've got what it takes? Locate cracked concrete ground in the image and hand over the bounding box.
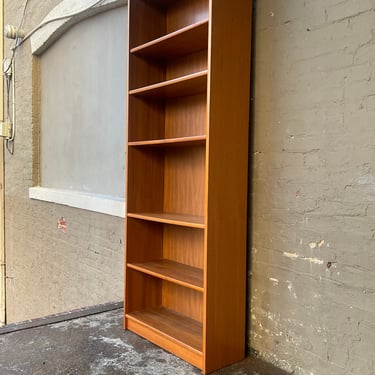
[0,308,289,375]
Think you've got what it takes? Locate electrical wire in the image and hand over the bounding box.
[4,61,15,155]
[13,0,106,50]
[3,0,106,154]
[3,0,31,75]
[5,68,15,155]
[3,0,31,154]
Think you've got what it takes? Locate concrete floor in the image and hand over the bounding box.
[0,308,289,375]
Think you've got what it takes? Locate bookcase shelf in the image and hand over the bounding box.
[126,307,203,367]
[127,212,204,228]
[129,70,207,98]
[128,135,206,148]
[126,307,203,352]
[125,0,252,373]
[131,19,209,60]
[128,259,203,292]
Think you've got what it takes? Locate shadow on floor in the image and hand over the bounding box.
[0,308,289,375]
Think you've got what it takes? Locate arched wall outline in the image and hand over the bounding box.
[29,1,127,217]
[31,0,127,55]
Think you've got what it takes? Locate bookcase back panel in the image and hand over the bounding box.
[166,50,207,81]
[128,97,165,142]
[165,94,206,138]
[128,94,206,142]
[127,220,204,269]
[129,0,165,48]
[129,55,165,90]
[163,225,204,268]
[129,51,207,91]
[163,146,205,216]
[162,281,203,323]
[166,0,208,33]
[128,146,205,216]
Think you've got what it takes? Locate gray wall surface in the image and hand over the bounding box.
[41,7,127,198]
[250,0,375,374]
[4,1,124,323]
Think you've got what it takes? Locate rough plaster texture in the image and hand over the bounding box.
[250,0,375,374]
[4,0,124,323]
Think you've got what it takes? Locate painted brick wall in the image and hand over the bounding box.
[4,0,124,323]
[250,0,375,374]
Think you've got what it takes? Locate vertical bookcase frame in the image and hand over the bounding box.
[124,0,252,372]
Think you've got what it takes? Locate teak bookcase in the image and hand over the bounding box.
[124,0,252,373]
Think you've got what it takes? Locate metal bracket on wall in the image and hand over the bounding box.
[0,122,12,139]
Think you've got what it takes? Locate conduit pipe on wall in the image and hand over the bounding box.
[0,0,6,327]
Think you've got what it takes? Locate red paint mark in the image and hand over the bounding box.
[58,217,67,233]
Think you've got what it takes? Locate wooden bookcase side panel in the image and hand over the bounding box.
[162,281,203,323]
[203,0,252,372]
[163,146,205,217]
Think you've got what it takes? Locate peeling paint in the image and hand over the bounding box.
[57,217,67,233]
[283,252,299,259]
[267,312,276,321]
[286,280,293,291]
[283,252,324,265]
[309,239,325,249]
[269,277,279,286]
[304,257,324,265]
